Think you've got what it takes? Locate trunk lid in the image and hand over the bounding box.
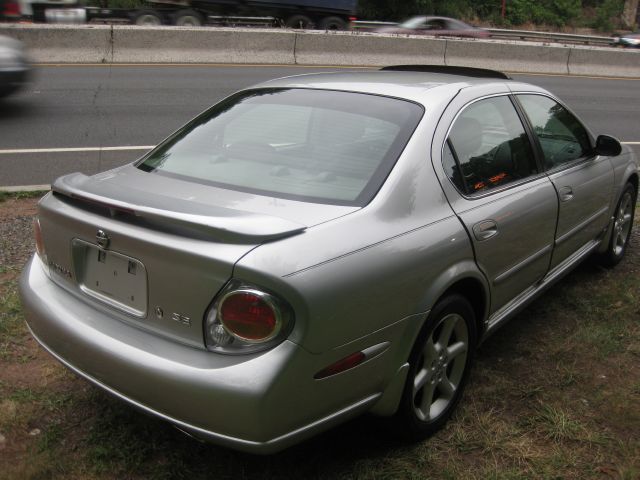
[39,166,356,348]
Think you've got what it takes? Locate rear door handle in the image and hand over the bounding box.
[559,186,574,202]
[473,220,498,241]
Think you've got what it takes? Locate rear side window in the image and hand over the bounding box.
[137,88,423,206]
[445,96,538,195]
[517,94,592,169]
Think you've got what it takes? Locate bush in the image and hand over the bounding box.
[591,0,624,30]
[503,0,582,27]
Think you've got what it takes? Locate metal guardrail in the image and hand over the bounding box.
[351,20,615,47]
[351,20,396,30]
[487,28,613,46]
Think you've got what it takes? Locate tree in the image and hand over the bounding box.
[622,0,639,27]
[356,0,632,30]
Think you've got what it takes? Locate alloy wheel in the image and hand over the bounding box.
[613,190,634,256]
[412,312,469,422]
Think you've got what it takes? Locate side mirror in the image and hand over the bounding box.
[594,134,622,157]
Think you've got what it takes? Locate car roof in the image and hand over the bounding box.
[254,70,515,104]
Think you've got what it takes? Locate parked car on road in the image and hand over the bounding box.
[0,34,30,98]
[612,32,640,48]
[375,16,490,38]
[20,66,638,454]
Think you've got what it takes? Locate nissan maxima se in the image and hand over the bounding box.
[20,66,638,454]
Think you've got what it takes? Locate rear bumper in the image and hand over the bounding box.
[19,256,390,453]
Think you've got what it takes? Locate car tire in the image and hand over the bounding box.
[133,9,162,26]
[173,10,204,27]
[396,294,477,439]
[318,16,346,30]
[285,14,313,29]
[599,182,637,267]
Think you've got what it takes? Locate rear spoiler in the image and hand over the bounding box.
[51,173,306,243]
[381,65,512,80]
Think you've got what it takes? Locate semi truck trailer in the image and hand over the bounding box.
[28,0,357,29]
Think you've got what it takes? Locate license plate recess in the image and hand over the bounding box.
[72,239,148,317]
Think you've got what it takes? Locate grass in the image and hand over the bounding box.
[0,190,48,203]
[0,198,639,479]
[0,283,25,360]
[530,404,585,442]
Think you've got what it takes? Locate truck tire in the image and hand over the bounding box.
[285,14,313,29]
[133,9,162,26]
[318,16,346,30]
[173,9,204,27]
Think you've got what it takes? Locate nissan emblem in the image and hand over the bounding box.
[96,229,110,249]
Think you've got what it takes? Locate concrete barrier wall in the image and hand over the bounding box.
[568,46,640,77]
[445,39,571,75]
[294,31,447,66]
[1,24,639,77]
[112,26,296,64]
[0,24,112,63]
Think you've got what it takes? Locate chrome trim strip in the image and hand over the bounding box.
[485,239,600,335]
[27,324,380,454]
[555,206,609,246]
[493,244,552,285]
[485,284,536,330]
[543,239,600,285]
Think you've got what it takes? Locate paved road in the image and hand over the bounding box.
[1,65,638,187]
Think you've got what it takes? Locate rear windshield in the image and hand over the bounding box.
[137,88,423,206]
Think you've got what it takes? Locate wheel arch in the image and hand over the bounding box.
[370,269,489,418]
[412,260,490,346]
[438,277,489,342]
[627,171,638,196]
[597,167,639,255]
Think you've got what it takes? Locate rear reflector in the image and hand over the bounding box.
[314,351,366,379]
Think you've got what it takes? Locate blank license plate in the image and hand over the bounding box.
[73,240,147,317]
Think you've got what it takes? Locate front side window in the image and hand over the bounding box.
[425,19,446,30]
[517,94,592,169]
[445,96,538,195]
[137,89,423,206]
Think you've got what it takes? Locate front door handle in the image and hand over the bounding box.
[473,220,498,241]
[559,186,574,202]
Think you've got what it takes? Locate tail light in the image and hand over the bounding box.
[218,290,280,342]
[204,281,293,354]
[2,0,20,17]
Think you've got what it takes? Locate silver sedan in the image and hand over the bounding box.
[20,66,638,453]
